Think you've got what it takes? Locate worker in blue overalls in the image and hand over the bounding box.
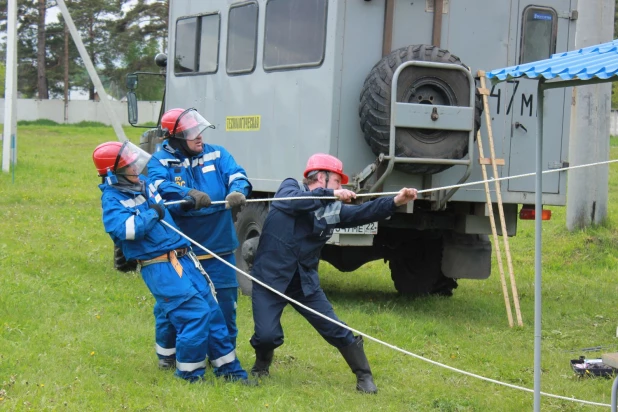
[93,140,253,384]
[146,108,251,366]
[249,153,418,394]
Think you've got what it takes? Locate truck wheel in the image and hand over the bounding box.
[386,236,458,296]
[114,245,138,273]
[234,202,269,297]
[359,44,482,175]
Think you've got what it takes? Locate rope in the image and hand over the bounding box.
[163,157,617,206]
[159,219,611,408]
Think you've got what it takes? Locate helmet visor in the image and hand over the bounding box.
[172,109,214,141]
[114,141,151,176]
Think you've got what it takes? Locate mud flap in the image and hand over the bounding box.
[441,232,491,279]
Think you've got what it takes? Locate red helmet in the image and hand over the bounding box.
[93,141,150,177]
[161,108,214,140]
[303,153,349,184]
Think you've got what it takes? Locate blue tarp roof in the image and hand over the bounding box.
[486,39,618,83]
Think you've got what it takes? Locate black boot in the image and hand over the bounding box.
[158,356,175,370]
[251,349,274,377]
[338,336,378,394]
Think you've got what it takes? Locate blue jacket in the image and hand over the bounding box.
[147,141,252,255]
[99,177,188,261]
[252,178,398,296]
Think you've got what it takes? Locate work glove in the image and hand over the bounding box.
[225,192,246,209]
[180,196,196,212]
[149,203,166,221]
[187,189,211,209]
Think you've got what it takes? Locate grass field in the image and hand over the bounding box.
[1,125,618,411]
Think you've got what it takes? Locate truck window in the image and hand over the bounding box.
[227,1,259,75]
[174,13,221,75]
[519,6,557,64]
[263,0,327,71]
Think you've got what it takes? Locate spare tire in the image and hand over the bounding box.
[359,44,482,175]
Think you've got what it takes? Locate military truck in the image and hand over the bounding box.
[126,0,606,297]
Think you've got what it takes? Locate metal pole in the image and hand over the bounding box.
[56,0,127,142]
[533,82,545,412]
[2,0,17,173]
[612,378,618,412]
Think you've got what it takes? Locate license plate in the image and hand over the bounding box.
[333,222,378,235]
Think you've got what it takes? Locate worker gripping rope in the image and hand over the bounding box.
[147,108,251,357]
[92,140,254,385]
[249,153,418,394]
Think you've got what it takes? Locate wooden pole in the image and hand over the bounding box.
[475,128,514,328]
[478,70,523,326]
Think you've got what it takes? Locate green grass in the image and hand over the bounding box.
[1,126,617,410]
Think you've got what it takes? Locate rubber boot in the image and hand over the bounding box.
[338,336,378,394]
[251,349,274,377]
[158,356,175,370]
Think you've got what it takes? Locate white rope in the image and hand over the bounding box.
[159,219,611,408]
[164,157,618,206]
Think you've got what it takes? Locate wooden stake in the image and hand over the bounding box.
[475,129,514,328]
[478,70,524,326]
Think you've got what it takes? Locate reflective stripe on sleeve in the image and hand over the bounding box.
[210,350,236,368]
[228,172,247,185]
[125,215,136,240]
[155,343,176,357]
[120,195,146,208]
[176,359,207,372]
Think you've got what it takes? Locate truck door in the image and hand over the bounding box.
[507,1,572,193]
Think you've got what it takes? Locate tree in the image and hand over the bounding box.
[0,0,169,100]
[58,0,130,100]
[0,0,57,98]
[36,0,48,99]
[106,0,168,100]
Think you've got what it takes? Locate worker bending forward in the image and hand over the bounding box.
[249,153,417,394]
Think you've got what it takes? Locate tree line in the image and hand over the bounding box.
[0,1,617,106]
[0,0,168,101]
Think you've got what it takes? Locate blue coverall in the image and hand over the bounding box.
[99,177,247,382]
[249,178,399,352]
[147,141,251,352]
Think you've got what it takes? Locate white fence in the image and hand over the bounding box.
[0,98,161,126]
[3,99,618,135]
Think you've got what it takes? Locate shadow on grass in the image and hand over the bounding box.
[321,285,507,326]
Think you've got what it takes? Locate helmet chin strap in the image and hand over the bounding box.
[323,171,330,188]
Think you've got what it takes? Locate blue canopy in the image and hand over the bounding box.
[486,38,618,83]
[486,38,618,412]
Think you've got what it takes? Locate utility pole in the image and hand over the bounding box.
[2,0,18,173]
[566,0,613,230]
[56,0,127,141]
[64,23,69,123]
